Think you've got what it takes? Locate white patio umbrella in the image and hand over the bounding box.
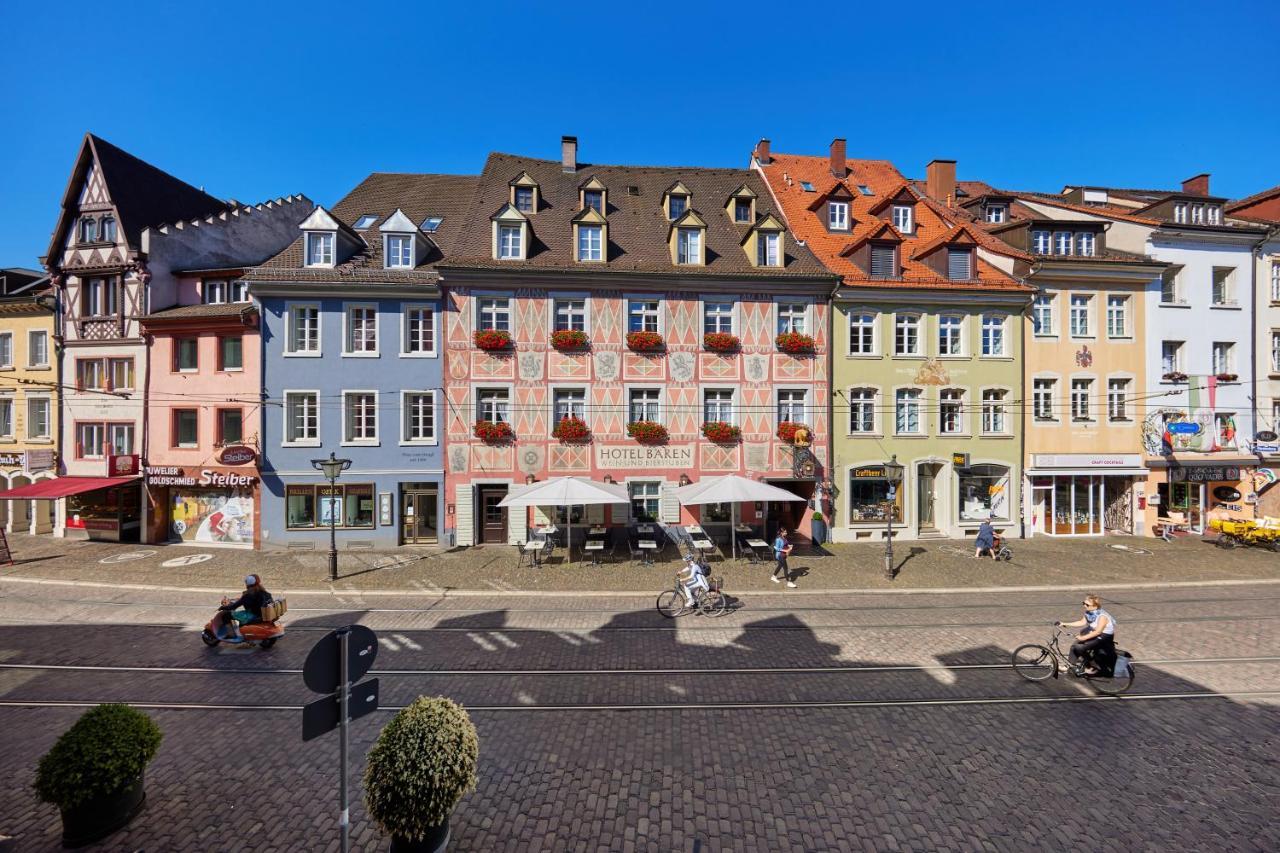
[498,477,630,562]
[672,474,807,559]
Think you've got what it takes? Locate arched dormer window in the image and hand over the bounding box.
[664,181,692,220]
[509,172,540,214]
[579,176,607,214]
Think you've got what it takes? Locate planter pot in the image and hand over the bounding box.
[390,821,450,853]
[59,773,146,849]
[811,519,828,544]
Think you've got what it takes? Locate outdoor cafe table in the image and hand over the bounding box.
[637,539,659,565]
[522,540,549,567]
[588,526,607,536]
[584,539,606,566]
[745,538,771,563]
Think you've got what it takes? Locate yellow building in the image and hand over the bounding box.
[0,292,60,534]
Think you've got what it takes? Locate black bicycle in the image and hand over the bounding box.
[656,572,727,617]
[1011,624,1135,696]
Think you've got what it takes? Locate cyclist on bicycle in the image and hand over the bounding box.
[1059,593,1117,676]
[678,552,711,606]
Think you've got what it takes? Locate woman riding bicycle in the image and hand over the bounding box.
[1059,593,1117,676]
[678,552,711,606]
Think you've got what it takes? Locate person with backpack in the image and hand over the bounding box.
[1059,593,1117,676]
[772,527,796,588]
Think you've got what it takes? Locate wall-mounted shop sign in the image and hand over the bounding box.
[595,444,695,470]
[1168,465,1241,484]
[1167,422,1202,436]
[1031,454,1143,469]
[851,465,888,479]
[145,466,258,488]
[952,453,970,468]
[1256,430,1278,443]
[25,449,55,472]
[218,445,258,466]
[0,453,23,467]
[107,454,140,476]
[1212,486,1242,502]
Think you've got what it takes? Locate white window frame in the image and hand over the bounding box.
[848,310,877,356]
[0,395,11,438]
[776,387,809,427]
[400,390,438,445]
[551,385,588,424]
[702,299,736,336]
[497,224,523,260]
[677,227,702,265]
[26,396,50,440]
[894,313,922,357]
[1212,342,1234,375]
[938,314,965,357]
[702,386,736,425]
[341,390,379,446]
[757,231,781,267]
[0,332,11,368]
[78,422,106,458]
[1076,232,1096,257]
[577,224,603,262]
[475,296,512,332]
[1054,231,1073,256]
[305,232,335,267]
[1032,230,1051,254]
[1107,377,1131,423]
[1069,294,1092,338]
[384,233,414,269]
[285,303,321,357]
[1032,377,1057,422]
[627,298,662,334]
[553,296,590,334]
[1272,331,1280,374]
[1033,293,1056,337]
[828,201,849,231]
[847,387,878,434]
[1161,340,1184,375]
[628,479,663,522]
[1070,377,1094,422]
[1105,296,1129,339]
[475,386,512,424]
[1174,202,1188,224]
[627,385,663,424]
[1270,261,1280,303]
[939,388,965,435]
[894,387,923,435]
[985,204,1007,224]
[981,388,1009,434]
[400,303,437,358]
[776,301,810,335]
[892,204,914,234]
[343,303,379,357]
[980,313,1007,357]
[1211,267,1235,306]
[1190,203,1205,224]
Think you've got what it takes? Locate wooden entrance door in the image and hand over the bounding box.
[477,486,508,544]
[401,488,439,545]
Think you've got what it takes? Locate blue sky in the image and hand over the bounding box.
[3,0,1277,267]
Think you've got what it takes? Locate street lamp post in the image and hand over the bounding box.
[312,452,352,582]
[883,455,904,581]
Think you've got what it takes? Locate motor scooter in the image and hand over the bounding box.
[201,596,286,649]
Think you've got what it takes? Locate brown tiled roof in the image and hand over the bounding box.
[139,302,258,322]
[1226,183,1280,217]
[442,153,832,280]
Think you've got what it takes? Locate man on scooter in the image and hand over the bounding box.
[216,574,273,641]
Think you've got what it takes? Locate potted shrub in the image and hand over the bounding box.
[703,332,740,353]
[34,703,162,848]
[627,421,668,444]
[777,421,803,443]
[552,415,591,443]
[473,329,513,351]
[1162,371,1188,382]
[700,421,741,443]
[775,332,815,354]
[364,696,479,853]
[626,331,665,353]
[810,511,828,545]
[473,420,515,443]
[550,329,589,352]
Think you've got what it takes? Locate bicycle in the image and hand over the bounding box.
[656,572,727,617]
[1011,624,1135,696]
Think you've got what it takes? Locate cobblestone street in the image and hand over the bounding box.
[0,568,1277,851]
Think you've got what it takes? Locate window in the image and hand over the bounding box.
[203,280,227,303]
[1272,261,1280,302]
[584,190,604,214]
[1070,379,1093,421]
[218,409,243,444]
[1162,341,1183,374]
[174,409,199,447]
[981,314,1005,356]
[982,390,1007,433]
[800,181,815,192]
[353,215,378,230]
[828,201,849,230]
[344,306,377,354]
[1190,203,1204,224]
[79,217,97,243]
[343,392,377,442]
[668,194,687,219]
[386,234,413,268]
[734,199,752,223]
[1032,294,1055,336]
[175,338,199,371]
[477,388,510,424]
[78,423,104,457]
[306,232,334,266]
[218,336,243,371]
[577,225,603,262]
[285,392,318,443]
[1212,342,1234,375]
[478,297,511,332]
[629,481,661,522]
[849,312,876,355]
[869,243,896,278]
[1212,267,1234,305]
[1207,206,1221,225]
[82,277,118,316]
[777,302,807,334]
[895,388,921,434]
[1033,378,1056,421]
[629,388,660,423]
[628,300,659,333]
[30,333,49,371]
[403,306,435,354]
[1174,203,1188,224]
[403,391,436,442]
[847,469,902,523]
[938,315,963,356]
[895,314,920,356]
[548,298,585,333]
[1107,379,1130,421]
[554,388,586,422]
[1069,295,1090,337]
[704,301,734,335]
[1161,268,1182,304]
[857,184,874,196]
[77,358,104,389]
[940,389,963,434]
[947,248,973,281]
[1216,413,1238,448]
[108,358,133,391]
[0,397,11,436]
[777,389,807,424]
[703,388,734,424]
[27,398,50,439]
[514,186,535,213]
[420,216,443,232]
[286,483,374,529]
[111,423,135,455]
[0,333,10,367]
[1032,230,1051,254]
[1054,232,1073,255]
[757,232,780,266]
[958,465,1011,522]
[892,204,913,233]
[985,204,1006,223]
[677,228,701,264]
[498,225,522,259]
[102,217,116,242]
[1106,296,1128,338]
[1273,332,1280,374]
[1076,232,1096,257]
[848,388,876,433]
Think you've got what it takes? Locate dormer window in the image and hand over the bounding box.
[757,232,781,266]
[353,215,378,230]
[828,201,849,231]
[677,227,701,265]
[584,190,603,213]
[79,217,96,243]
[1076,232,1096,257]
[1054,232,1073,255]
[100,217,116,242]
[1032,230,1051,253]
[514,187,534,213]
[870,243,896,279]
[498,225,522,259]
[947,248,973,281]
[577,224,603,262]
[509,172,540,214]
[1207,205,1221,225]
[892,205,914,234]
[735,199,752,223]
[669,194,688,220]
[985,204,1007,224]
[1174,202,1188,224]
[385,234,414,269]
[306,232,334,266]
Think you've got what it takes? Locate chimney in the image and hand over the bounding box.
[927,159,957,205]
[1181,173,1210,196]
[755,138,771,165]
[829,138,847,178]
[561,136,578,173]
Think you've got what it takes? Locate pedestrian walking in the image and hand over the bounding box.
[772,526,796,588]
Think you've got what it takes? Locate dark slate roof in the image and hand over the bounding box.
[250,173,478,284]
[443,153,833,279]
[139,302,258,322]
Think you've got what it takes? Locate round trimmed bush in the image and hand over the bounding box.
[34,704,162,811]
[364,697,479,842]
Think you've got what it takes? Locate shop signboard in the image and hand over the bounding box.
[952,453,970,468]
[1168,422,1201,435]
[596,444,695,470]
[107,454,140,476]
[1256,431,1278,443]
[1169,466,1241,484]
[24,449,55,473]
[218,445,258,466]
[851,466,887,479]
[1031,454,1143,470]
[1213,486,1242,502]
[0,452,24,467]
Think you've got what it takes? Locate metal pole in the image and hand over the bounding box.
[884,489,895,581]
[328,475,338,582]
[338,626,350,853]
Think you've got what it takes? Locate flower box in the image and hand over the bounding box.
[626,331,665,353]
[701,421,741,443]
[703,332,740,353]
[627,421,668,444]
[473,420,514,442]
[552,416,591,442]
[550,330,590,352]
[1162,371,1188,382]
[775,332,816,354]
[1215,373,1239,383]
[473,329,513,351]
[777,421,803,443]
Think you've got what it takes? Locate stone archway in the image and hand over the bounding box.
[7,475,31,533]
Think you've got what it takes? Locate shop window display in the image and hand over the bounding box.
[286,483,375,529]
[958,465,1011,521]
[847,470,902,523]
[170,488,254,544]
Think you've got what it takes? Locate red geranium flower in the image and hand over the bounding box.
[627,421,668,444]
[777,421,802,443]
[473,420,515,442]
[701,421,741,443]
[474,329,513,351]
[552,416,591,442]
[550,330,589,352]
[775,332,815,354]
[626,331,665,353]
[703,332,740,353]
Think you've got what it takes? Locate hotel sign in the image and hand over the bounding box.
[595,444,694,470]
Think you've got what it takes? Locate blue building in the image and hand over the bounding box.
[247,174,475,549]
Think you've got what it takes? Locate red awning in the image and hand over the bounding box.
[0,476,138,500]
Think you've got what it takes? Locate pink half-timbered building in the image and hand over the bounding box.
[440,139,836,547]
